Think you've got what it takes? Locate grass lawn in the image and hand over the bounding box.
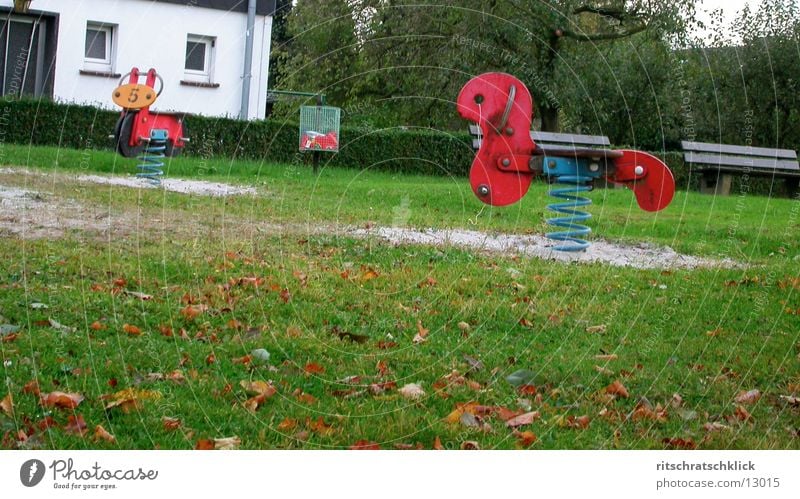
[1,144,799,450]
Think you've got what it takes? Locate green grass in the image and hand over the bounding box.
[0,144,799,450]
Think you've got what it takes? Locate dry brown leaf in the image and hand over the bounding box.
[214,436,241,450]
[413,321,429,344]
[40,391,84,410]
[445,401,479,424]
[605,380,630,399]
[586,324,607,334]
[304,362,325,375]
[103,388,162,413]
[180,305,207,321]
[515,430,537,447]
[780,395,800,406]
[505,411,541,428]
[277,418,298,431]
[122,324,142,336]
[361,268,380,281]
[90,321,106,331]
[399,383,426,400]
[307,417,334,436]
[64,414,88,435]
[433,436,445,450]
[93,425,116,443]
[631,403,668,423]
[162,417,182,431]
[195,439,215,450]
[349,440,381,450]
[22,380,41,396]
[0,392,13,415]
[460,441,480,450]
[239,380,276,397]
[735,389,761,404]
[733,405,752,422]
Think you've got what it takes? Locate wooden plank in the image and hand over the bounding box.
[684,152,800,171]
[532,131,610,147]
[681,141,796,160]
[694,166,800,179]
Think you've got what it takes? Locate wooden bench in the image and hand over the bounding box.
[682,141,800,197]
[468,124,619,186]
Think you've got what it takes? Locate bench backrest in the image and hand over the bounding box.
[468,124,611,152]
[681,141,800,172]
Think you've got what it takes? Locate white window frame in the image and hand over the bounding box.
[84,22,115,73]
[184,34,215,83]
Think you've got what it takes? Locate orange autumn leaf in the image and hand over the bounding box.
[180,305,206,321]
[22,380,40,396]
[40,391,84,410]
[205,353,216,365]
[631,403,668,423]
[277,418,298,431]
[158,324,173,337]
[162,417,182,431]
[562,415,591,429]
[515,430,537,447]
[605,380,630,399]
[307,417,334,436]
[445,401,479,424]
[733,405,752,422]
[165,370,186,383]
[349,440,381,450]
[122,324,141,336]
[413,320,429,344]
[93,425,116,443]
[240,381,276,397]
[304,362,325,375]
[0,393,13,416]
[195,439,215,450]
[90,321,106,331]
[433,436,445,450]
[103,388,162,413]
[296,392,317,405]
[361,268,380,281]
[517,384,537,396]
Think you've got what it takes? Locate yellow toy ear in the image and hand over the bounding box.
[112,84,158,110]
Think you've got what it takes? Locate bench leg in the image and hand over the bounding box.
[700,172,732,196]
[786,178,799,198]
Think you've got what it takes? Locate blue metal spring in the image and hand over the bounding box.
[136,129,168,186]
[545,174,593,252]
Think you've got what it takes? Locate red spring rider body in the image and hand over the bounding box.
[457,72,675,251]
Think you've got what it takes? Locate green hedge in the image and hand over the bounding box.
[0,98,785,195]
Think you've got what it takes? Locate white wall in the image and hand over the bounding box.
[1,0,272,119]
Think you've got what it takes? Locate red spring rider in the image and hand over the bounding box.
[457,72,675,251]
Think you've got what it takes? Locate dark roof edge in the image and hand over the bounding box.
[152,0,276,16]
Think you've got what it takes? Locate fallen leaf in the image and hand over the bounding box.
[433,436,445,450]
[377,340,397,349]
[703,422,729,432]
[457,322,471,333]
[517,385,537,396]
[586,324,607,334]
[413,321,429,344]
[162,417,182,431]
[733,405,752,422]
[214,436,241,450]
[399,383,425,400]
[64,414,88,435]
[460,441,480,450]
[240,381,276,397]
[181,305,206,321]
[780,395,800,406]
[279,289,291,303]
[349,440,381,450]
[361,268,380,281]
[735,389,761,404]
[22,380,40,396]
[662,437,696,449]
[605,380,630,399]
[90,321,106,331]
[195,439,215,450]
[40,391,84,410]
[93,425,116,443]
[631,402,668,423]
[103,388,162,413]
[506,411,541,428]
[277,418,298,431]
[123,290,152,300]
[595,354,618,361]
[122,324,142,336]
[0,393,13,415]
[307,417,334,436]
[444,401,479,424]
[515,430,537,447]
[304,362,325,375]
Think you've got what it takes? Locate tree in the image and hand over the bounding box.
[353,1,696,131]
[268,0,294,89]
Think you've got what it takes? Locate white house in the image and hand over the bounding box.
[0,0,275,119]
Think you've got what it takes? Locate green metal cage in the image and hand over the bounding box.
[299,106,341,152]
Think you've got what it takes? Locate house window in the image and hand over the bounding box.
[184,34,215,83]
[84,22,115,72]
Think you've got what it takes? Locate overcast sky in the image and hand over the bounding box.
[696,0,762,37]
